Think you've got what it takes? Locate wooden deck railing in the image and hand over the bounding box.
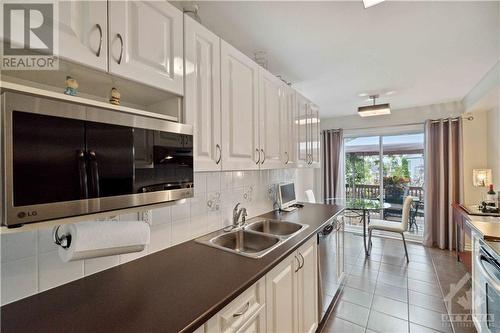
[345,184,424,201]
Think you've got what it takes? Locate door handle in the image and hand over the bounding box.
[255,148,261,164]
[299,253,305,269]
[215,144,222,164]
[285,151,289,164]
[261,149,265,164]
[88,150,100,197]
[232,301,250,317]
[77,150,88,199]
[294,255,301,272]
[116,33,124,64]
[95,24,103,57]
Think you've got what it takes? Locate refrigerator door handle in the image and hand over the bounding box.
[88,150,100,198]
[77,150,88,199]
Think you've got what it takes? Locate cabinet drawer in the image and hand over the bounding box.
[216,277,265,333]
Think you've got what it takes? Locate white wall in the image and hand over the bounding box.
[462,61,500,201]
[0,168,315,306]
[462,110,488,204]
[487,106,500,190]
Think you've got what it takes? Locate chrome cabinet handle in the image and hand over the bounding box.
[255,148,260,164]
[261,149,265,164]
[299,253,305,269]
[285,151,289,164]
[116,33,124,64]
[215,144,222,164]
[233,301,250,317]
[294,255,301,272]
[95,24,103,57]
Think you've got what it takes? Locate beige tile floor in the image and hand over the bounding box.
[320,233,476,333]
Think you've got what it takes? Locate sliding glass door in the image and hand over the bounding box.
[344,133,424,239]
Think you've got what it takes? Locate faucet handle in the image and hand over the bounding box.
[241,208,248,222]
[233,202,241,213]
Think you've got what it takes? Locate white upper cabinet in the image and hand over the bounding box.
[108,1,183,95]
[184,15,221,172]
[296,93,309,167]
[58,1,108,71]
[309,103,321,167]
[259,68,283,169]
[220,40,260,171]
[280,85,297,167]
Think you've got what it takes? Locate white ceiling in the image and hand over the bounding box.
[190,1,499,118]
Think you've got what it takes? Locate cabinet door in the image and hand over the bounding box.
[309,104,320,167]
[235,309,266,333]
[109,1,183,94]
[184,15,221,172]
[280,85,296,168]
[58,1,107,71]
[220,40,260,171]
[266,252,299,333]
[297,237,319,333]
[337,216,345,282]
[259,68,283,169]
[296,94,309,167]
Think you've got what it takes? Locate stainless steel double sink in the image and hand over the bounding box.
[196,219,309,259]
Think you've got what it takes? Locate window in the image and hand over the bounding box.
[344,133,424,240]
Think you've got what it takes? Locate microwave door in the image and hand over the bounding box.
[12,111,87,206]
[85,121,134,198]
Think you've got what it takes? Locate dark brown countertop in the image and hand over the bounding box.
[0,203,343,333]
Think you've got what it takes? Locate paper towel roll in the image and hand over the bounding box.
[58,221,150,262]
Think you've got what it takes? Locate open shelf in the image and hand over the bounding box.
[1,59,183,122]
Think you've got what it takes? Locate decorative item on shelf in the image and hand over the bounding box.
[63,76,78,96]
[109,87,121,105]
[473,169,492,187]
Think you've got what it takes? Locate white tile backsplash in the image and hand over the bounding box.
[0,230,36,262]
[38,251,84,292]
[152,206,171,226]
[1,256,37,305]
[0,168,313,305]
[149,223,171,254]
[84,255,119,276]
[37,227,58,254]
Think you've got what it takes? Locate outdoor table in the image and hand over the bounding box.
[409,197,423,232]
[324,198,391,255]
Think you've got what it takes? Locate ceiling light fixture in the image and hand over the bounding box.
[363,0,385,8]
[358,95,391,117]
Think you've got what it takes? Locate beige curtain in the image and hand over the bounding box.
[423,118,464,250]
[322,129,344,201]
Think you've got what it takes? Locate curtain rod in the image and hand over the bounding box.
[327,115,473,132]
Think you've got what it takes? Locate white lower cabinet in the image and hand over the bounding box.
[197,277,266,333]
[196,237,318,333]
[266,236,318,333]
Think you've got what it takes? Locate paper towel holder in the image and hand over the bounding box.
[53,225,72,249]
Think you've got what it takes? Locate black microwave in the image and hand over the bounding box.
[1,91,194,226]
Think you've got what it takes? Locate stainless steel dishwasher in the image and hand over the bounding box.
[318,213,345,323]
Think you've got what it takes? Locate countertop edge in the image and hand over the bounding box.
[182,205,345,333]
